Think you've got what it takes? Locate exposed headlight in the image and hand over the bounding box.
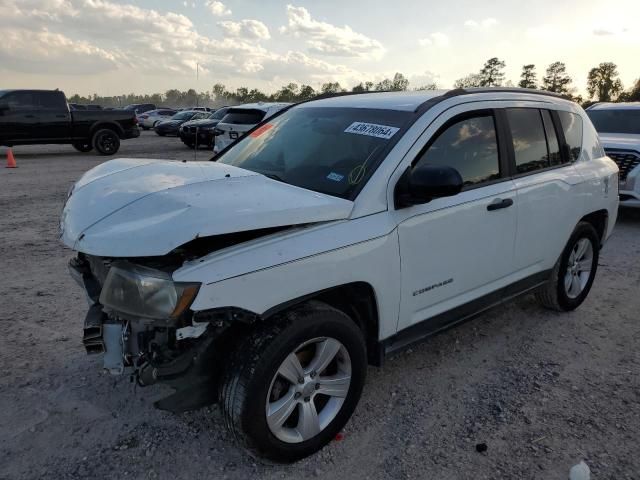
[99,262,200,320]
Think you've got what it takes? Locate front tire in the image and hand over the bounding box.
[220,301,366,462]
[92,129,120,155]
[535,222,600,311]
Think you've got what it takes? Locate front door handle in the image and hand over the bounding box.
[487,198,514,211]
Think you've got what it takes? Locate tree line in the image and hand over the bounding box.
[68,60,639,109]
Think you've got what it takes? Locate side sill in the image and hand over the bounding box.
[379,269,551,361]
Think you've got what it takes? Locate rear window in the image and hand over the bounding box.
[558,111,583,162]
[507,108,550,174]
[220,109,266,125]
[216,106,412,199]
[586,109,640,135]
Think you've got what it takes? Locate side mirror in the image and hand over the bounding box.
[395,164,463,209]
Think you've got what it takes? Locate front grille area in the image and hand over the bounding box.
[606,150,640,182]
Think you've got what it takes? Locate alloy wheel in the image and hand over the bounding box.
[564,237,594,299]
[266,337,351,443]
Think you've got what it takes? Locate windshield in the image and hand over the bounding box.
[216,106,412,199]
[171,111,195,121]
[587,109,640,134]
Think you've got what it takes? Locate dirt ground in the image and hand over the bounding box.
[1,132,639,480]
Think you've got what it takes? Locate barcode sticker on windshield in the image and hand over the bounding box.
[344,122,400,140]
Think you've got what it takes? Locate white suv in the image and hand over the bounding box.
[213,102,291,153]
[586,102,640,207]
[61,88,618,462]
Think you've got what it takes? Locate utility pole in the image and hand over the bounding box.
[196,62,199,107]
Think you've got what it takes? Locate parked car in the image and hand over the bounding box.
[189,107,212,112]
[213,103,291,153]
[586,102,640,207]
[0,89,139,155]
[179,107,230,148]
[137,109,178,130]
[60,88,618,461]
[154,110,208,136]
[124,103,156,114]
[69,103,102,111]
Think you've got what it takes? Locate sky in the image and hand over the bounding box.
[0,0,638,98]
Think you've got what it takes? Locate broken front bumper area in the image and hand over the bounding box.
[69,256,246,412]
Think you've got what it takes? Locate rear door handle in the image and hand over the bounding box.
[487,198,514,211]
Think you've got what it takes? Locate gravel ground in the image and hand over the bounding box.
[1,132,639,480]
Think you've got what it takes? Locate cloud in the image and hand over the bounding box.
[0,28,120,74]
[419,32,450,47]
[205,0,231,17]
[279,5,385,59]
[464,18,498,30]
[0,0,373,90]
[218,19,271,40]
[593,28,614,36]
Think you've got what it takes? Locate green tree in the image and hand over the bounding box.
[298,84,317,101]
[375,73,409,91]
[542,62,574,97]
[453,73,483,88]
[415,83,438,91]
[478,57,506,87]
[586,62,624,101]
[320,82,344,94]
[619,78,640,102]
[352,81,374,92]
[518,64,537,89]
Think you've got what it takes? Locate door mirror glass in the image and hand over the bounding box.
[396,164,463,208]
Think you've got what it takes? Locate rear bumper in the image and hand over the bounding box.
[123,127,140,139]
[179,130,215,145]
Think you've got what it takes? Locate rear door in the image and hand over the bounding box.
[506,108,584,273]
[395,108,518,332]
[35,91,70,140]
[0,91,39,142]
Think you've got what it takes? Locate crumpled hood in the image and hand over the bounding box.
[60,158,354,257]
[599,133,640,151]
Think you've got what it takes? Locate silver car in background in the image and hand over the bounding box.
[587,102,640,207]
[138,108,178,130]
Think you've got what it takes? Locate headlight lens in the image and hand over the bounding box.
[99,262,200,320]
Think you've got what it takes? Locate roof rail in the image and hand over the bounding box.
[460,87,565,99]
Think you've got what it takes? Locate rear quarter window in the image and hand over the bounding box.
[558,111,583,162]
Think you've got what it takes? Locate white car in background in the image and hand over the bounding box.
[586,102,640,207]
[137,109,178,130]
[213,103,291,153]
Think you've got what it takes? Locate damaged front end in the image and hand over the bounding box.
[69,253,256,412]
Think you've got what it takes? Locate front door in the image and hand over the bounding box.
[395,110,518,332]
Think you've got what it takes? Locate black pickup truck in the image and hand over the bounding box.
[0,89,139,155]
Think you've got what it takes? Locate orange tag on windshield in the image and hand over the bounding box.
[250,123,274,138]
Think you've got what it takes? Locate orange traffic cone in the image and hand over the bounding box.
[6,148,17,168]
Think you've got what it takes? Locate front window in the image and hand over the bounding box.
[216,106,412,199]
[587,109,640,135]
[414,113,500,187]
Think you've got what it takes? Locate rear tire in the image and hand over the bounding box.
[535,222,599,311]
[220,301,366,462]
[92,129,120,155]
[72,142,93,153]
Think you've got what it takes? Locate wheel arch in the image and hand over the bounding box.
[89,121,124,138]
[579,209,608,247]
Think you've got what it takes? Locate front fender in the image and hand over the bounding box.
[177,229,401,340]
